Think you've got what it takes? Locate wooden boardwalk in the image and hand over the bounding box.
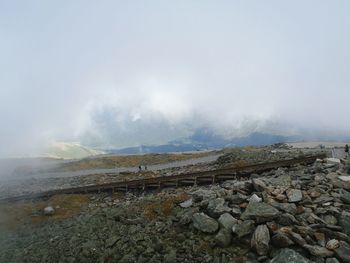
[0,153,326,202]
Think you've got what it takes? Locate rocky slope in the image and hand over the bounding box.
[1,152,350,262]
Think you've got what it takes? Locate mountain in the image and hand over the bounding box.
[45,142,105,159]
[105,131,298,154]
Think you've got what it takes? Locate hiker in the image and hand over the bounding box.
[138,165,142,172]
[345,144,349,156]
[144,165,148,171]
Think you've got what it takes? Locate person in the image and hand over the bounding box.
[345,144,349,154]
[138,165,142,172]
[144,165,147,171]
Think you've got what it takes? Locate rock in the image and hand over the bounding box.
[232,220,255,238]
[326,239,340,250]
[270,248,312,263]
[326,258,340,263]
[267,175,292,187]
[207,198,231,217]
[327,158,341,164]
[287,189,303,203]
[105,236,120,248]
[303,244,333,257]
[339,211,350,236]
[163,249,177,263]
[192,212,219,233]
[179,199,193,208]
[252,178,267,192]
[251,224,270,256]
[192,189,216,202]
[340,190,350,204]
[272,203,297,215]
[334,241,350,262]
[215,228,232,247]
[227,193,248,204]
[249,194,262,204]
[277,213,298,226]
[339,175,350,182]
[241,202,280,223]
[218,213,238,229]
[271,232,294,248]
[43,206,55,216]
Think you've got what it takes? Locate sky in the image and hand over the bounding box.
[0,1,350,157]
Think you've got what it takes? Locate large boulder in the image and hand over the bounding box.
[334,241,350,262]
[270,248,312,263]
[215,228,232,247]
[340,190,350,204]
[207,198,231,217]
[241,202,280,223]
[251,224,270,256]
[192,212,219,233]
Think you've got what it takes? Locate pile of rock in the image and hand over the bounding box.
[178,157,350,262]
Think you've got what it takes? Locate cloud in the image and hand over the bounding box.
[0,1,350,156]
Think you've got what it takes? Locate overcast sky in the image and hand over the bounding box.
[1,1,350,156]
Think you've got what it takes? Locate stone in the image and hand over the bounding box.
[192,212,219,233]
[251,224,270,256]
[252,178,267,192]
[218,213,238,229]
[339,211,350,236]
[334,241,350,262]
[303,244,333,257]
[267,175,292,187]
[227,193,248,204]
[43,206,55,216]
[327,158,341,164]
[276,213,298,226]
[340,190,350,204]
[270,248,312,263]
[192,189,216,202]
[249,194,262,204]
[339,175,350,182]
[241,202,280,223]
[272,203,297,215]
[271,232,294,248]
[232,220,255,238]
[179,199,193,208]
[215,228,232,247]
[207,198,231,217]
[287,189,303,202]
[326,239,340,250]
[326,258,340,263]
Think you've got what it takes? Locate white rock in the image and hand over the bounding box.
[179,199,193,208]
[327,158,341,164]
[249,194,262,204]
[44,206,55,216]
[338,176,350,182]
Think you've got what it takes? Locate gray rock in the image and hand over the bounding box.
[339,211,350,236]
[326,258,340,263]
[241,202,280,223]
[270,248,312,263]
[43,206,55,216]
[267,175,292,187]
[249,194,262,204]
[215,228,232,247]
[232,220,255,238]
[271,232,294,248]
[179,199,193,208]
[272,202,297,215]
[192,212,219,233]
[334,241,350,262]
[287,189,303,202]
[252,178,267,192]
[192,189,216,202]
[303,244,333,257]
[326,239,340,250]
[277,213,298,226]
[340,190,350,204]
[218,213,238,229]
[227,193,248,204]
[251,224,270,256]
[207,198,231,217]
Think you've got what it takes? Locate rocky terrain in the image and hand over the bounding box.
[1,147,350,262]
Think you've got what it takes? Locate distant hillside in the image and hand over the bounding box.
[106,131,298,154]
[45,142,104,159]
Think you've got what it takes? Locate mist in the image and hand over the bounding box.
[1,1,350,157]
